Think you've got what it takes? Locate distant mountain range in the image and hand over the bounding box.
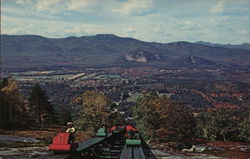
[1,34,250,70]
[195,41,250,51]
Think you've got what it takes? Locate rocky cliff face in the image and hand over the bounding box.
[124,49,165,63]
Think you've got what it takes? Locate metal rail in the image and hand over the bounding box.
[120,146,146,159]
[36,154,70,159]
[120,144,157,159]
[120,135,157,159]
[76,136,106,152]
[74,131,125,158]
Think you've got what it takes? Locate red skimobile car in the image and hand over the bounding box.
[49,132,78,152]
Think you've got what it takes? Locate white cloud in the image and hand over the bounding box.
[2,6,60,20]
[66,0,94,11]
[34,0,97,13]
[152,27,162,33]
[209,16,230,25]
[113,0,155,15]
[124,27,135,33]
[35,0,62,12]
[210,0,225,14]
[14,0,32,4]
[177,20,203,31]
[64,26,97,36]
[1,15,106,37]
[2,28,25,34]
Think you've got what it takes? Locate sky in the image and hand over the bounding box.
[1,0,250,44]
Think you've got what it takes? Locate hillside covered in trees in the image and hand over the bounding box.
[1,78,249,145]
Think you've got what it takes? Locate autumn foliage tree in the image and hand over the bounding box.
[237,117,250,142]
[196,108,250,141]
[0,77,26,128]
[133,93,196,143]
[71,90,113,135]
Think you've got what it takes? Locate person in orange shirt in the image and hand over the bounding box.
[111,125,117,132]
[125,125,138,139]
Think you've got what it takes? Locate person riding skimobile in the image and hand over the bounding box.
[66,122,76,143]
[126,124,138,139]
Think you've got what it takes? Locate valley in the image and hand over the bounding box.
[5,65,250,117]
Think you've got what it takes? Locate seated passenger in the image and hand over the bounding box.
[111,125,117,132]
[111,124,121,133]
[66,122,76,143]
[126,125,138,139]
